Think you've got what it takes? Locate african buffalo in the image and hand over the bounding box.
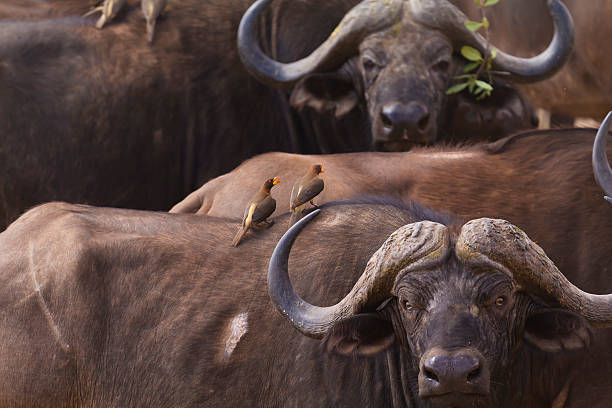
[0,0,542,229]
[453,0,612,119]
[269,208,612,407]
[0,198,609,407]
[238,0,570,150]
[171,120,612,294]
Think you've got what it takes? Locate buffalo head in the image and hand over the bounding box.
[238,0,573,149]
[268,210,610,407]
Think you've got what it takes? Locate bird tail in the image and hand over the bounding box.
[232,226,248,247]
[146,19,156,42]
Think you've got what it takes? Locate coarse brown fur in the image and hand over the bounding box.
[0,199,609,407]
[0,0,539,229]
[172,128,612,297]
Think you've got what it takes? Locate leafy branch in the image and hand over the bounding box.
[446,0,500,99]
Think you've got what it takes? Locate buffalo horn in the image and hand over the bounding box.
[267,209,449,338]
[456,218,612,328]
[592,111,612,204]
[237,0,403,89]
[410,0,574,83]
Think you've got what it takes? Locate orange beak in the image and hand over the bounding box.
[272,177,280,185]
[319,164,324,174]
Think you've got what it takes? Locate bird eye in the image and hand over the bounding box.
[495,296,505,307]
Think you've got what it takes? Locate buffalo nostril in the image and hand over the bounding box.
[467,364,481,383]
[423,367,439,382]
[417,114,430,132]
[381,111,393,129]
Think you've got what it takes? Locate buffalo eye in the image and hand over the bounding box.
[495,296,506,308]
[404,301,416,312]
[432,60,450,74]
[361,55,382,86]
[362,57,379,71]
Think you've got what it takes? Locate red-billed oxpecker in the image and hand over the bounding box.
[289,164,324,226]
[232,177,280,246]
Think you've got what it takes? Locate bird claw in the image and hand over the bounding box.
[84,0,126,30]
[84,0,167,42]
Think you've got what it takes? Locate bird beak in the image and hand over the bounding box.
[272,177,280,185]
[319,165,324,174]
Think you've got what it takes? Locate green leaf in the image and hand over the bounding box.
[468,80,476,93]
[484,0,500,6]
[446,82,469,95]
[464,20,483,32]
[482,17,490,29]
[474,86,485,95]
[463,62,480,73]
[454,74,475,80]
[461,46,483,62]
[490,48,498,59]
[475,80,493,91]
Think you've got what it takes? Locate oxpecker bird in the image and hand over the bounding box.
[142,0,168,42]
[232,177,280,247]
[289,164,324,225]
[84,0,127,29]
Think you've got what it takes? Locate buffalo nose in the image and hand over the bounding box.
[418,349,489,397]
[380,102,431,141]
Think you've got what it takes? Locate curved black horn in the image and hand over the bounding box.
[267,209,337,338]
[593,111,612,204]
[237,0,403,89]
[457,218,612,328]
[411,0,574,83]
[268,209,450,338]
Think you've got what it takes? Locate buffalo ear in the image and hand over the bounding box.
[290,71,360,118]
[523,309,593,353]
[322,313,395,357]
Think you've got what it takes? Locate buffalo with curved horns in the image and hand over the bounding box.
[0,0,542,228]
[267,207,612,407]
[0,197,610,407]
[238,0,572,149]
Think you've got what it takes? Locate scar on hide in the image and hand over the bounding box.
[223,312,248,361]
[29,242,70,353]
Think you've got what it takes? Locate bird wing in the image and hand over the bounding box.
[252,196,276,223]
[290,183,300,211]
[242,202,258,229]
[293,178,324,208]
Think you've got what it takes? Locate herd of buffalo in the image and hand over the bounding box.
[0,0,611,407]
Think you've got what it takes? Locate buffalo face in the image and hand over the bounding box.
[269,213,606,407]
[289,23,455,150]
[322,257,591,407]
[239,0,573,150]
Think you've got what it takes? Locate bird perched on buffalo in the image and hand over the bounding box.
[232,177,280,247]
[142,0,168,42]
[289,164,324,226]
[84,0,127,29]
